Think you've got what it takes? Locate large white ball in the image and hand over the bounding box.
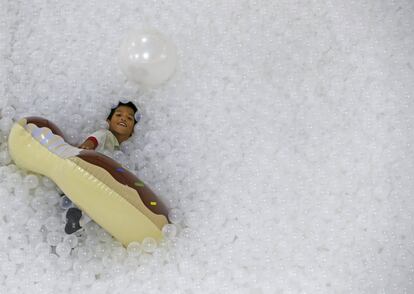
[119,28,177,87]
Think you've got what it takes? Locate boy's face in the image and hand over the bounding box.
[107,105,135,137]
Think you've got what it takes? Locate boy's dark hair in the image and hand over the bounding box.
[107,101,139,124]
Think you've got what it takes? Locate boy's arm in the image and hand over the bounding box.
[79,137,98,150]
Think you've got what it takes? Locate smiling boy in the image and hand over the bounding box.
[64,100,140,234]
[80,101,138,152]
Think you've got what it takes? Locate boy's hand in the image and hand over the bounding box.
[79,139,96,150]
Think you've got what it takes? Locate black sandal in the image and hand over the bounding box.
[64,207,83,234]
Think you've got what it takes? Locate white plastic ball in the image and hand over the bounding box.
[119,28,177,87]
[97,229,112,243]
[7,173,22,186]
[13,186,29,199]
[57,257,73,271]
[87,259,103,275]
[0,117,13,134]
[111,246,127,261]
[23,174,39,189]
[63,234,78,248]
[45,191,59,206]
[41,176,55,188]
[84,222,100,236]
[141,237,157,253]
[77,246,92,261]
[139,253,151,264]
[168,208,183,224]
[72,260,85,272]
[46,232,62,246]
[45,216,62,231]
[11,209,30,225]
[93,243,109,258]
[162,224,177,239]
[126,241,142,257]
[90,281,108,293]
[35,243,51,255]
[59,196,72,209]
[28,233,43,246]
[26,217,42,231]
[1,105,16,118]
[79,269,95,285]
[56,242,71,257]
[31,196,46,211]
[9,248,26,264]
[8,232,28,248]
[121,141,134,154]
[1,261,17,276]
[34,187,47,197]
[0,252,8,263]
[0,150,11,165]
[124,256,140,269]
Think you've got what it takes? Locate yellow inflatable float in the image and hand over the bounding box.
[8,117,169,246]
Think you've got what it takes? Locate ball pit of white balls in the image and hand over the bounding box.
[119,28,177,87]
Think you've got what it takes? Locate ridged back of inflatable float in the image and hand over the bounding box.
[8,118,167,246]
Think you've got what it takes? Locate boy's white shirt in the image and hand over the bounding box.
[89,129,120,153]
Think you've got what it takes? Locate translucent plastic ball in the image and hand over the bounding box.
[34,187,47,198]
[162,224,177,239]
[23,174,39,189]
[28,233,43,246]
[93,243,109,258]
[45,216,62,231]
[62,235,78,249]
[59,196,73,209]
[126,241,142,257]
[0,150,11,165]
[46,232,62,246]
[0,117,13,133]
[0,252,8,263]
[119,28,177,87]
[97,229,112,243]
[41,176,55,188]
[141,237,157,253]
[13,185,28,198]
[7,173,22,186]
[80,269,95,285]
[72,260,85,272]
[168,208,183,224]
[26,217,42,231]
[111,246,127,261]
[11,209,30,225]
[35,243,51,255]
[1,105,16,118]
[9,248,26,264]
[1,261,17,276]
[77,246,92,261]
[90,281,108,293]
[45,191,59,206]
[57,257,73,271]
[31,196,46,211]
[124,256,140,269]
[139,253,151,264]
[121,141,134,154]
[56,242,71,257]
[87,259,103,275]
[84,222,100,236]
